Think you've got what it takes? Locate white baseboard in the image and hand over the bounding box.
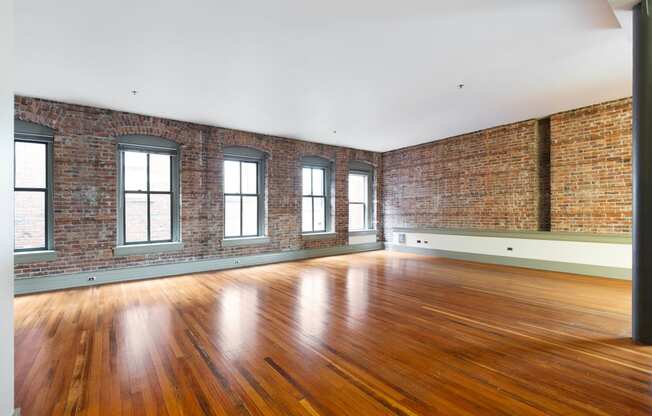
[387,243,631,279]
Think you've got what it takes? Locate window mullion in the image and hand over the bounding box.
[45,141,51,249]
[169,192,173,242]
[44,187,48,249]
[122,151,126,244]
[313,196,316,232]
[256,162,260,237]
[146,153,151,243]
[239,161,243,237]
[366,174,371,230]
[311,195,314,233]
[13,141,16,189]
[323,169,327,231]
[169,156,174,240]
[311,169,315,232]
[14,187,47,192]
[240,195,244,237]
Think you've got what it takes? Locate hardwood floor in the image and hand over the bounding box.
[14,251,652,415]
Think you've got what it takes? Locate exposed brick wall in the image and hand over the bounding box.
[550,98,632,234]
[15,94,633,279]
[382,98,632,239]
[382,120,549,236]
[14,96,382,278]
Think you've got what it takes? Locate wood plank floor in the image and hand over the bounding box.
[14,251,652,415]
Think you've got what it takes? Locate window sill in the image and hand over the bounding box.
[222,236,271,247]
[114,242,184,257]
[302,232,338,241]
[14,250,58,264]
[348,230,377,236]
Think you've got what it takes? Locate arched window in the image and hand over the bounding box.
[348,161,375,231]
[301,156,332,233]
[223,146,266,239]
[14,120,54,252]
[116,135,181,246]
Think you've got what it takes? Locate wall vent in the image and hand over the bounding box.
[398,233,406,244]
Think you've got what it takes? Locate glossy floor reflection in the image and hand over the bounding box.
[14,251,652,415]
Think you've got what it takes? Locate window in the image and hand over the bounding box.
[302,157,331,233]
[348,162,374,231]
[117,135,180,245]
[14,120,54,252]
[223,146,265,238]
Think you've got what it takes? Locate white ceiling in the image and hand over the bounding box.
[15,0,632,152]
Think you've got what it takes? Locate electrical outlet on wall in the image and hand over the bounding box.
[87,276,96,281]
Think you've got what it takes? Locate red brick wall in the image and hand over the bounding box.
[15,95,633,279]
[382,98,632,239]
[14,96,382,278]
[550,98,632,234]
[382,120,550,236]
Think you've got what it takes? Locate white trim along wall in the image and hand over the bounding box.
[389,229,631,280]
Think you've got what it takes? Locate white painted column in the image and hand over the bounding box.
[0,0,14,413]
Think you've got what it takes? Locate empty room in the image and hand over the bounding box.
[1,0,652,415]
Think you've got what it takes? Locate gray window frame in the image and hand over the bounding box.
[13,120,55,252]
[348,161,375,231]
[301,156,332,234]
[116,135,181,246]
[223,146,266,239]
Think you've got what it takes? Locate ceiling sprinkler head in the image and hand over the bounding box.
[131,90,138,96]
[457,84,465,90]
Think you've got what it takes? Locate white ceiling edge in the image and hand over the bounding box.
[607,0,638,29]
[608,0,640,9]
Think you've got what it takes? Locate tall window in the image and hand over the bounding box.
[223,146,265,238]
[302,167,326,232]
[348,173,369,230]
[302,157,331,233]
[349,162,374,231]
[14,120,54,251]
[118,136,180,245]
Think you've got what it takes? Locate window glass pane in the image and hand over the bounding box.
[14,191,45,250]
[349,174,367,203]
[125,193,148,242]
[150,194,172,241]
[224,160,241,194]
[15,141,46,189]
[349,203,365,230]
[124,151,148,192]
[312,168,324,196]
[314,197,325,231]
[302,168,312,195]
[225,195,241,237]
[242,196,258,236]
[302,197,313,232]
[150,153,171,192]
[241,162,258,194]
